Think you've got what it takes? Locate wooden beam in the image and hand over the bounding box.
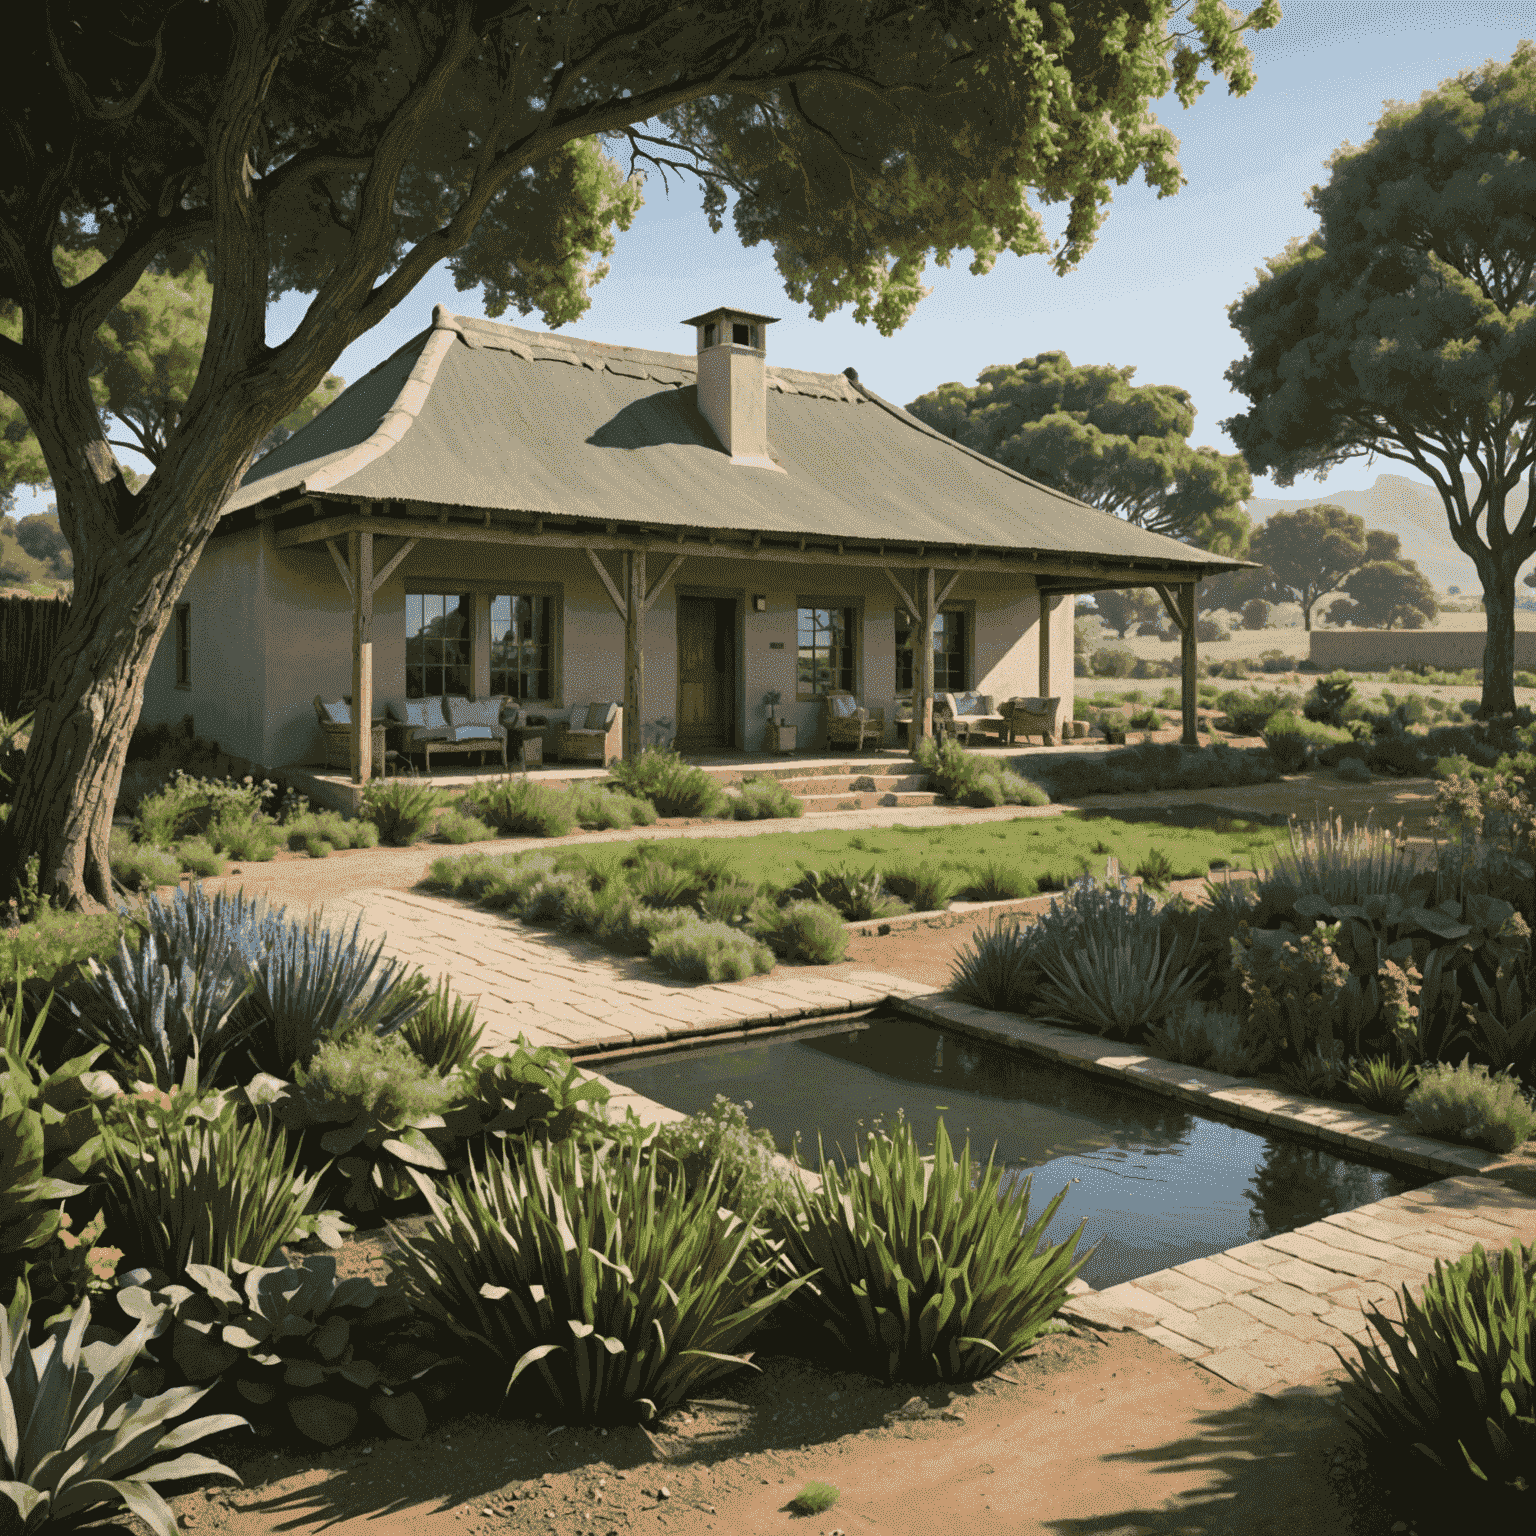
[370,537,418,597]
[1038,591,1058,700]
[917,565,936,743]
[624,550,645,763]
[935,569,962,608]
[1153,583,1187,633]
[274,509,1219,584]
[880,565,920,620]
[642,555,685,613]
[1177,583,1198,746]
[325,538,353,600]
[586,547,627,618]
[349,530,374,785]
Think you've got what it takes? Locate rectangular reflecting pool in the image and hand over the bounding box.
[605,1010,1432,1291]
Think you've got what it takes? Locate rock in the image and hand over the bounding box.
[941,1409,966,1424]
[895,1396,928,1419]
[656,1487,671,1501]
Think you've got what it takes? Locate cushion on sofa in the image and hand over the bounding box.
[828,694,859,718]
[953,691,983,717]
[451,725,496,742]
[584,702,619,731]
[386,697,427,729]
[446,696,500,730]
[323,699,350,725]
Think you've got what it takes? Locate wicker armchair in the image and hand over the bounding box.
[823,691,884,751]
[1002,696,1062,747]
[313,696,386,773]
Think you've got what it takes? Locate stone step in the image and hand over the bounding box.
[796,790,942,813]
[701,759,924,785]
[770,772,931,795]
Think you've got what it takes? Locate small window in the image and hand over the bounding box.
[174,604,191,690]
[797,604,856,698]
[405,592,473,698]
[895,608,967,694]
[703,322,716,347]
[490,594,554,702]
[732,322,750,345]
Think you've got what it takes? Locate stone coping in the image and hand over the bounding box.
[893,992,1517,1185]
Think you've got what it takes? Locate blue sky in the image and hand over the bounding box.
[14,1,1535,522]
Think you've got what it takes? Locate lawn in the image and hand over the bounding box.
[537,810,1283,897]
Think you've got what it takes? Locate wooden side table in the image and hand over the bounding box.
[509,726,544,767]
[764,720,797,754]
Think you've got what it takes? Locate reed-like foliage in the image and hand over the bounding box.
[773,1117,1095,1383]
[1262,815,1424,908]
[401,976,485,1074]
[946,917,1038,1012]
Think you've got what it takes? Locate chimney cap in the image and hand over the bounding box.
[681,306,780,328]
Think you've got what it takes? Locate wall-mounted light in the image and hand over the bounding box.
[752,594,767,612]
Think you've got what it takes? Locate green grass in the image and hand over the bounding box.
[512,813,1280,898]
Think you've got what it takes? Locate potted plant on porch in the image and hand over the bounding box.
[762,691,795,753]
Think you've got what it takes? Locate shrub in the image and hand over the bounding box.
[1145,1001,1256,1077]
[629,859,701,910]
[133,768,275,848]
[1334,1240,1536,1523]
[649,918,775,982]
[461,776,576,838]
[1024,742,1279,801]
[605,747,729,818]
[751,899,848,964]
[650,1096,800,1220]
[0,907,136,988]
[786,866,905,922]
[947,918,1038,1012]
[117,1256,440,1447]
[284,809,379,853]
[401,976,485,1075]
[958,861,1036,901]
[433,807,495,843]
[98,1097,323,1277]
[208,813,279,861]
[881,859,964,912]
[568,783,658,831]
[1091,646,1134,679]
[732,776,804,820]
[1194,616,1229,643]
[1403,1059,1536,1153]
[696,876,759,925]
[1230,922,1353,1084]
[1258,651,1301,674]
[1304,671,1357,728]
[1133,846,1176,891]
[774,1118,1095,1382]
[1240,598,1271,630]
[240,909,431,1077]
[175,836,227,878]
[360,780,443,846]
[1216,687,1304,736]
[1262,711,1352,773]
[1345,1055,1420,1114]
[1334,755,1372,783]
[107,828,180,893]
[791,1483,840,1515]
[1263,816,1424,908]
[389,1137,809,1423]
[446,1040,612,1153]
[0,1287,246,1536]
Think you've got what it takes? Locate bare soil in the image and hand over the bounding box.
[143,785,1461,1536]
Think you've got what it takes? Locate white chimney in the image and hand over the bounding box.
[682,306,785,473]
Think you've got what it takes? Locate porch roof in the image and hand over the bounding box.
[225,305,1243,575]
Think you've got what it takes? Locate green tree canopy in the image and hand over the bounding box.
[905,350,1253,543]
[1328,558,1438,629]
[0,0,1278,912]
[1225,41,1536,714]
[1091,588,1165,639]
[1248,505,1367,631]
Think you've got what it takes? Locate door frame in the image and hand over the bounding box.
[675,585,744,750]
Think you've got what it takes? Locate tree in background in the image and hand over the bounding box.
[14,511,71,581]
[1090,588,1164,639]
[1328,559,1439,629]
[906,349,1253,544]
[1248,505,1368,630]
[1226,42,1536,715]
[0,0,1279,911]
[1240,597,1271,629]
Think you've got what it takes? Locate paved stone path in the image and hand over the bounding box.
[314,883,1536,1404]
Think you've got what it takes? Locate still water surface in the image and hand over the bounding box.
[607,1011,1431,1290]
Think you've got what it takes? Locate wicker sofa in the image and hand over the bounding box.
[382,695,508,773]
[935,691,1008,745]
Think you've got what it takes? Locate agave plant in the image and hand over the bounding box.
[946,917,1040,1012]
[240,909,431,1076]
[773,1117,1096,1384]
[1034,916,1202,1040]
[0,1284,246,1536]
[389,1137,810,1423]
[1334,1240,1536,1521]
[1344,1054,1420,1113]
[116,1256,444,1447]
[400,976,484,1075]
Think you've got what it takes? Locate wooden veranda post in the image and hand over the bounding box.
[1154,582,1200,747]
[1038,591,1058,700]
[349,529,373,784]
[624,550,645,763]
[918,565,936,741]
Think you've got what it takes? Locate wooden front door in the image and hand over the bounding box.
[676,596,736,750]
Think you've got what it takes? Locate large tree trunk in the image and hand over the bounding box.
[1476,543,1521,718]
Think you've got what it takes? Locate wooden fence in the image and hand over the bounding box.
[1,594,70,719]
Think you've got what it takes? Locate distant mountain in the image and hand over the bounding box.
[1246,473,1532,595]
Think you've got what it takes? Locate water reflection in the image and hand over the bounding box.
[607,1012,1429,1290]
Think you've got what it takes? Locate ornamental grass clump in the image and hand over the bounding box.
[432,806,495,843]
[604,747,730,818]
[283,808,380,856]
[1261,712,1353,774]
[750,899,847,964]
[947,918,1040,1013]
[1333,1240,1536,1524]
[913,737,1047,807]
[107,829,181,894]
[732,777,804,820]
[650,1095,800,1221]
[389,1137,812,1424]
[1145,1001,1256,1078]
[1262,815,1424,908]
[461,777,576,838]
[774,1117,1095,1383]
[401,976,485,1075]
[360,780,444,846]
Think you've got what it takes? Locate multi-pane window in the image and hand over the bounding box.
[896,608,967,694]
[797,605,856,697]
[174,604,191,689]
[490,594,553,701]
[405,592,472,698]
